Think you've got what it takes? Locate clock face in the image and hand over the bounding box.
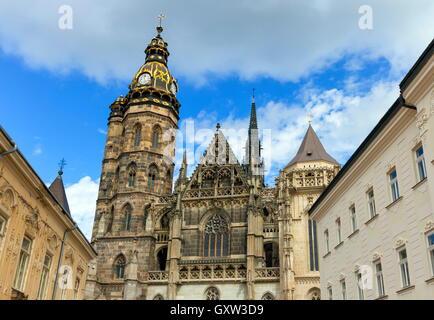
[170,82,177,94]
[138,73,151,85]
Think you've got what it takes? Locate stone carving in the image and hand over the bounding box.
[25,208,41,231]
[372,252,382,261]
[424,220,434,233]
[394,237,407,249]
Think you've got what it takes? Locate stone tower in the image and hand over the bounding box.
[276,124,340,300]
[86,24,180,300]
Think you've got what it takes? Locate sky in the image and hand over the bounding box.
[1,1,433,239]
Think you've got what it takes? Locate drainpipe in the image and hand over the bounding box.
[0,142,17,158]
[52,224,78,300]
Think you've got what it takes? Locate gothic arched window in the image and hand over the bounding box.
[204,214,229,257]
[204,287,220,300]
[144,205,150,230]
[107,206,114,233]
[127,163,137,187]
[122,204,132,231]
[152,126,162,148]
[114,255,126,279]
[148,164,158,192]
[157,247,167,271]
[261,292,275,300]
[153,294,164,300]
[133,124,142,147]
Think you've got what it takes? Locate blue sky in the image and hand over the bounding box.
[1,1,433,238]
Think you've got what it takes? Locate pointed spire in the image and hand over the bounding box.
[249,89,258,130]
[181,150,187,180]
[286,124,338,168]
[49,163,71,216]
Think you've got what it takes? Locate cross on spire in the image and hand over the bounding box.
[307,112,313,125]
[156,13,166,36]
[58,158,67,176]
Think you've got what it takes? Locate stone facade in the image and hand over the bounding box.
[86,25,339,300]
[310,40,434,300]
[0,126,96,300]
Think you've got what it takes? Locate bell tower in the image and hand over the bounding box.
[87,20,181,300]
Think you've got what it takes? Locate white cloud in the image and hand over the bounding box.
[173,79,399,185]
[98,128,107,135]
[33,144,42,155]
[65,176,99,240]
[0,1,432,84]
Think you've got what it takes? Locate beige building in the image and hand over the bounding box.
[0,126,96,300]
[310,40,434,300]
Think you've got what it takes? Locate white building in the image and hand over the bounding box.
[309,39,434,300]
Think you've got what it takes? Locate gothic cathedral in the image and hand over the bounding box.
[85,25,340,300]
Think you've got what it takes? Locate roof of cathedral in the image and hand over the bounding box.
[286,124,338,167]
[200,125,240,166]
[49,170,71,216]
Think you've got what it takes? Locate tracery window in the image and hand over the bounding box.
[128,163,137,187]
[261,292,275,300]
[133,124,142,147]
[152,126,162,148]
[148,164,158,192]
[205,287,220,300]
[114,255,126,279]
[122,204,132,231]
[203,214,229,257]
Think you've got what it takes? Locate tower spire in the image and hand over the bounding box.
[249,89,258,130]
[244,91,264,185]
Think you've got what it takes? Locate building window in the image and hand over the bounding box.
[340,280,346,300]
[114,255,126,279]
[356,272,364,300]
[133,124,141,147]
[152,126,161,148]
[148,164,158,192]
[367,189,376,218]
[153,294,164,300]
[128,163,137,187]
[375,261,385,297]
[308,219,319,271]
[203,214,229,257]
[36,254,52,300]
[399,249,411,288]
[389,169,400,202]
[327,286,332,300]
[350,206,357,232]
[324,229,330,253]
[261,292,275,300]
[205,287,220,300]
[13,236,32,291]
[73,277,80,300]
[336,218,342,244]
[415,146,427,182]
[428,233,434,277]
[122,204,132,231]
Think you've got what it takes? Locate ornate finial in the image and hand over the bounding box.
[307,112,313,125]
[216,123,221,130]
[156,13,166,36]
[58,158,67,176]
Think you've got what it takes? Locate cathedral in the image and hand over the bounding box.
[84,23,340,300]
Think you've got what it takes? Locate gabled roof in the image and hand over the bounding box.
[200,129,240,166]
[49,171,71,216]
[286,124,338,168]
